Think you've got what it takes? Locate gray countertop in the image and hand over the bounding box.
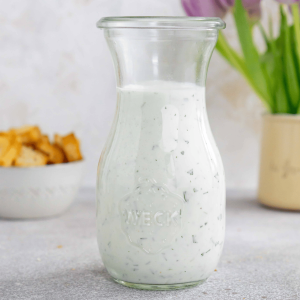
[1,188,300,300]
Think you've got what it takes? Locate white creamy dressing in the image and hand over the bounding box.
[97,81,225,285]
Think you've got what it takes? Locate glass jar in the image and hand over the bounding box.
[96,17,226,290]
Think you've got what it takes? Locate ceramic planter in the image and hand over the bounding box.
[258,114,300,210]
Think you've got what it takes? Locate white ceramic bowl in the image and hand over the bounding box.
[0,161,85,219]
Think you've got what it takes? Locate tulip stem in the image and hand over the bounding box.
[292,3,300,72]
[216,30,269,108]
[216,32,247,76]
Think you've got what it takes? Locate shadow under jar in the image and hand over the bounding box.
[96,17,226,290]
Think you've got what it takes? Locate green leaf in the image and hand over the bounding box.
[263,10,294,113]
[216,32,270,104]
[291,4,300,113]
[260,15,290,113]
[259,53,276,112]
[280,6,300,112]
[292,3,300,71]
[258,22,270,50]
[216,32,247,76]
[233,0,272,108]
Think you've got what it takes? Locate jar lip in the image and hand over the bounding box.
[97,17,226,30]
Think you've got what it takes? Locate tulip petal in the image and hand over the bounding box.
[181,0,227,18]
[182,0,262,21]
[242,0,261,8]
[216,0,235,9]
[247,4,262,22]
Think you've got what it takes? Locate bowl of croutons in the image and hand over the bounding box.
[0,125,84,219]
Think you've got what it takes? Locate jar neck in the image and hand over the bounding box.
[104,28,218,88]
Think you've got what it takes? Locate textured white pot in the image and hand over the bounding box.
[0,161,85,219]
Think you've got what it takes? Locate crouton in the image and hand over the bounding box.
[0,141,22,167]
[35,141,64,164]
[40,135,50,144]
[0,127,82,167]
[10,125,41,145]
[0,131,18,143]
[14,146,47,167]
[0,136,11,158]
[54,134,63,149]
[61,133,82,162]
[51,145,65,164]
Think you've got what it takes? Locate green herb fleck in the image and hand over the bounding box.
[187,169,193,175]
[183,191,188,202]
[192,235,197,243]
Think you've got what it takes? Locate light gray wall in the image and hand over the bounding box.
[0,0,277,189]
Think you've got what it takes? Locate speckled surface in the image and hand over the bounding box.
[0,188,299,300]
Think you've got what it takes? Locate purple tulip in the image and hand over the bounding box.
[182,0,262,20]
[181,0,227,18]
[218,0,261,9]
[246,5,262,22]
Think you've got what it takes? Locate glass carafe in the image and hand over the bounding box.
[96,17,226,290]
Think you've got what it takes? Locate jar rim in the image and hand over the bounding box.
[97,17,226,30]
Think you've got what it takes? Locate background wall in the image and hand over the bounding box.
[0,0,278,189]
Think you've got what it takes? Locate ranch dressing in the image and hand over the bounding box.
[97,81,225,286]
